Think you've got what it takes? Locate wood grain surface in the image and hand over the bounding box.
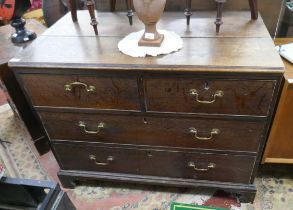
[9,12,284,72]
[145,77,276,116]
[39,110,265,153]
[20,74,140,110]
[53,142,256,184]
[10,36,283,72]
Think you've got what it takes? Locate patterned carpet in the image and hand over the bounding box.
[0,97,293,209]
[0,105,47,180]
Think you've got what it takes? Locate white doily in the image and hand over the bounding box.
[118,29,183,57]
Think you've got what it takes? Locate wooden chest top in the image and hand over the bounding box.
[9,11,284,73]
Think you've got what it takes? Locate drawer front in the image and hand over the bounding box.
[20,74,140,110]
[40,111,265,152]
[145,78,276,116]
[53,143,255,184]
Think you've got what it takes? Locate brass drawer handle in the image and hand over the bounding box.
[189,128,220,141]
[89,155,114,166]
[188,162,216,172]
[189,89,224,104]
[64,81,96,92]
[79,121,105,134]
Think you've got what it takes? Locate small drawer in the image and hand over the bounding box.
[40,111,265,152]
[53,142,255,184]
[20,74,140,110]
[145,78,276,116]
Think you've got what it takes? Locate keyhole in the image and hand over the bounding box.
[143,117,148,124]
[204,81,210,90]
[147,151,152,157]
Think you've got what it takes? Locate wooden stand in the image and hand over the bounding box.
[248,0,259,20]
[86,0,98,35]
[185,0,192,25]
[68,0,259,35]
[68,0,98,35]
[185,0,258,33]
[111,0,134,25]
[68,0,134,35]
[214,0,226,33]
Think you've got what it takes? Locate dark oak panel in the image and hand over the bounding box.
[20,74,140,110]
[40,111,265,153]
[145,78,276,116]
[53,142,255,184]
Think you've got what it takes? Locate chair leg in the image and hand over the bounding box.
[125,0,134,25]
[86,0,98,35]
[110,0,116,12]
[184,0,192,25]
[248,0,258,20]
[214,0,226,33]
[68,0,78,22]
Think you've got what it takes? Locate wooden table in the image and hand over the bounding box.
[262,38,293,164]
[0,19,49,154]
[10,11,284,203]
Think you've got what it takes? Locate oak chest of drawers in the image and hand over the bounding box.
[9,11,284,203]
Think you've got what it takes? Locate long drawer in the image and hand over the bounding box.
[145,78,276,116]
[20,74,140,111]
[53,142,255,184]
[40,111,265,152]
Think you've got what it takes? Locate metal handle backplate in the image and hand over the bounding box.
[89,155,114,166]
[64,81,96,92]
[189,89,224,104]
[188,162,216,172]
[79,121,105,134]
[189,128,220,141]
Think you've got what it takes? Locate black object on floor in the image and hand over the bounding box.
[0,177,76,210]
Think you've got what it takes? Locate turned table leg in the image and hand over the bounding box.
[248,0,258,20]
[215,0,226,33]
[110,0,133,25]
[125,0,134,25]
[86,0,98,35]
[68,0,78,22]
[110,0,117,12]
[185,0,192,25]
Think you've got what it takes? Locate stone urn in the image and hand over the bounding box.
[133,0,166,47]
